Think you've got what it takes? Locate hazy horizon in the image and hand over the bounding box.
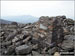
[1,1,74,19]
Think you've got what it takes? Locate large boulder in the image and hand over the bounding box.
[61,35,75,51]
[15,44,32,55]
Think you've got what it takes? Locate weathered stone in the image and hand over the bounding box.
[15,45,32,55]
[14,36,31,47]
[32,51,41,55]
[54,52,61,56]
[5,33,17,41]
[61,35,75,51]
[12,37,19,43]
[0,41,12,46]
[0,15,74,55]
[5,45,16,55]
[0,32,5,37]
[48,47,56,55]
[39,24,47,30]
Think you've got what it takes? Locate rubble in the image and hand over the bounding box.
[0,15,74,55]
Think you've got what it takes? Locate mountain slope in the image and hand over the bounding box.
[0,19,12,24]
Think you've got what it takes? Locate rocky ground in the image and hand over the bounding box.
[0,16,75,56]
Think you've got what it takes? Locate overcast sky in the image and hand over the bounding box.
[1,1,74,19]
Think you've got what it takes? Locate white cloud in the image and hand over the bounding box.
[1,1,74,19]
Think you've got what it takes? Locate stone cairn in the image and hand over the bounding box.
[0,16,75,56]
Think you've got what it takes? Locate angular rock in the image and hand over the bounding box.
[15,45,32,55]
[61,35,75,51]
[39,24,48,30]
[5,45,16,55]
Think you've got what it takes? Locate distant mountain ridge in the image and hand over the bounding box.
[2,15,39,24]
[0,19,12,24]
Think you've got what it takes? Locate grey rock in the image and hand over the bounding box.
[0,41,12,46]
[15,45,32,55]
[0,15,74,55]
[61,35,75,51]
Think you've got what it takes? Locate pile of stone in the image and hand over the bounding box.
[0,15,75,56]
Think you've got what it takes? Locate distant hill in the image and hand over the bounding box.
[2,15,39,24]
[0,19,12,24]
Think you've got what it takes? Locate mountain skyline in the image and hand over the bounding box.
[0,19,12,24]
[1,15,74,24]
[1,15,39,24]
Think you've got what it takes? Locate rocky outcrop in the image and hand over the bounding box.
[0,15,74,56]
